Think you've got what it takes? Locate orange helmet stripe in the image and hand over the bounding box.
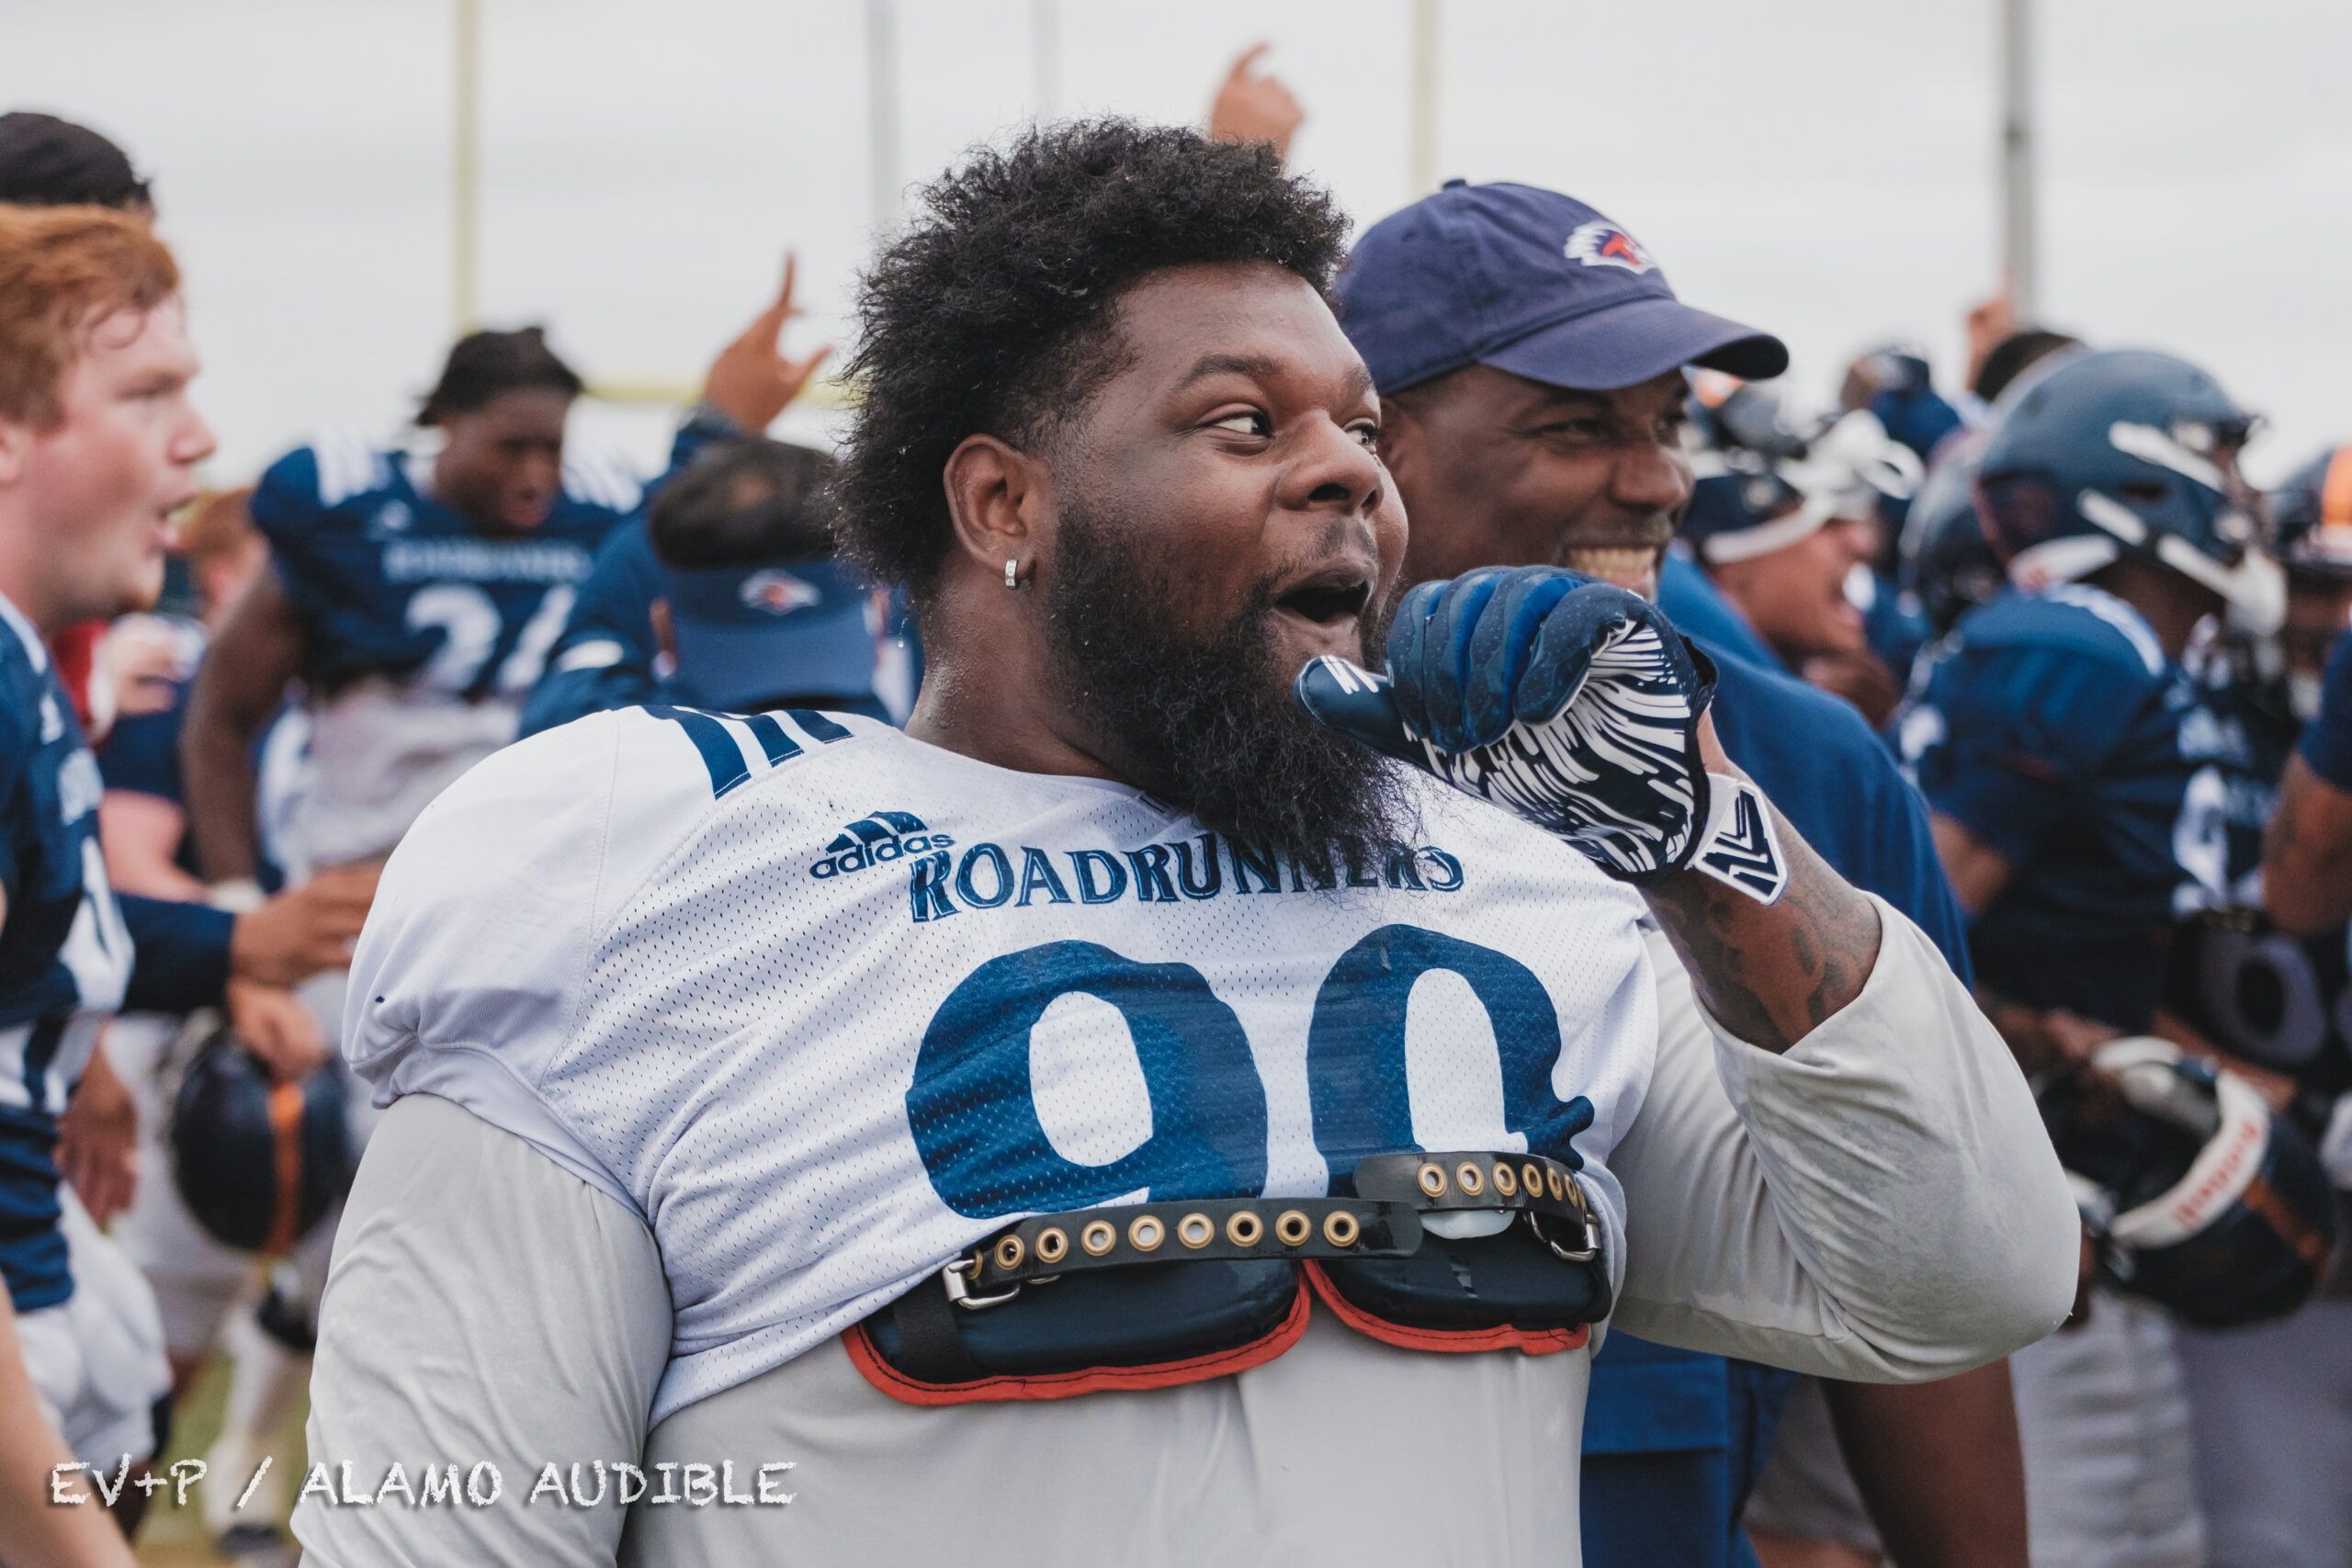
[2322,444,2352,532]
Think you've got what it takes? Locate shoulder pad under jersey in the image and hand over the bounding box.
[1956,585,2169,684]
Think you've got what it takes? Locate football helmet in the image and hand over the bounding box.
[2040,1036,2336,1328]
[1977,349,2282,634]
[2267,443,2352,581]
[1899,438,2004,637]
[170,1026,353,1254]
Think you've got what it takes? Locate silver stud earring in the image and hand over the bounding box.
[1005,558,1020,590]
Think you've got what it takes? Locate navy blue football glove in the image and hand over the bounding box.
[1296,566,1790,900]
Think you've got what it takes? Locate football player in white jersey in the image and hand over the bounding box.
[298,122,2075,1567]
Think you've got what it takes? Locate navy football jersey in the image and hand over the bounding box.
[96,619,307,895]
[250,434,647,701]
[0,596,132,1310]
[1894,584,2267,1032]
[1858,570,1929,685]
[2165,659,2352,1117]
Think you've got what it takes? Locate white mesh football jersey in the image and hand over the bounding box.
[346,705,1657,1422]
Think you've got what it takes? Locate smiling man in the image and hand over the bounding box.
[296,124,2071,1567]
[1337,181,2021,1568]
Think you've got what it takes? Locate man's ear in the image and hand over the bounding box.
[649,597,676,662]
[0,417,32,489]
[942,434,1050,577]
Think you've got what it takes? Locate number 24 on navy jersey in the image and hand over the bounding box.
[250,434,646,699]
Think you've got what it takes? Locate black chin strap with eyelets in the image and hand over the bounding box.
[964,1196,1423,1292]
[944,1150,1597,1298]
[881,1151,1603,1386]
[1351,1150,1600,1258]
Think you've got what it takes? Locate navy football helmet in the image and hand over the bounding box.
[2040,1037,2336,1328]
[1976,349,2282,633]
[1900,438,2005,637]
[1682,390,1918,565]
[2267,443,2352,581]
[170,1027,353,1253]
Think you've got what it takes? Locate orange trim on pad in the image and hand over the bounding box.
[1302,1261,1589,1356]
[843,1278,1313,1405]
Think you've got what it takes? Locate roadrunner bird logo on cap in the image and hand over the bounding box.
[739,568,822,615]
[1565,219,1657,276]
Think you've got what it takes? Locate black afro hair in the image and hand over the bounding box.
[416,325,583,426]
[834,118,1351,601]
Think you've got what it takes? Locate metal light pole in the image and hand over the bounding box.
[1409,0,1442,196]
[1032,0,1063,122]
[1999,0,2038,322]
[866,0,904,238]
[452,0,481,333]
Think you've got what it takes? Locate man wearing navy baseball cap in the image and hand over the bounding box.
[1341,181,1782,596]
[1339,182,2028,1568]
[647,437,893,720]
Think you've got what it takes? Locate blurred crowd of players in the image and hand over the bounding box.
[0,40,2346,1568]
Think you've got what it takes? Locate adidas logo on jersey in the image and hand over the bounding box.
[810,811,956,878]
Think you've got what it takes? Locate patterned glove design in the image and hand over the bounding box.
[1296,567,1786,900]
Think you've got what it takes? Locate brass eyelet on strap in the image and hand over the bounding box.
[1547,1169,1566,1202]
[1492,1163,1518,1198]
[1274,1209,1312,1247]
[1035,1226,1069,1265]
[1128,1215,1166,1252]
[1177,1213,1216,1249]
[1417,1163,1449,1198]
[1227,1210,1265,1247]
[992,1235,1026,1273]
[1080,1219,1117,1257]
[1456,1161,1486,1197]
[1523,1162,1545,1196]
[1323,1210,1361,1247]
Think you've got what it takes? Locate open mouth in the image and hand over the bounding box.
[1275,576,1373,626]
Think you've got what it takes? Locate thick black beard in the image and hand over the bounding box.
[1041,498,1415,865]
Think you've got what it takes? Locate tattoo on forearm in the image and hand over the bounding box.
[1643,811,1883,1054]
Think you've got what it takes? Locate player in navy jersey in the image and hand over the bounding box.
[98,489,276,902]
[182,325,636,887]
[1336,180,2017,1568]
[1894,347,2290,1568]
[0,204,371,1551]
[182,262,830,888]
[96,488,328,1435]
[2148,446,2352,1568]
[1897,350,2281,1036]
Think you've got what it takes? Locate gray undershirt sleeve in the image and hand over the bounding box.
[295,1093,671,1568]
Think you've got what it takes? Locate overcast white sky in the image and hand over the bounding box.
[6,0,2346,482]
